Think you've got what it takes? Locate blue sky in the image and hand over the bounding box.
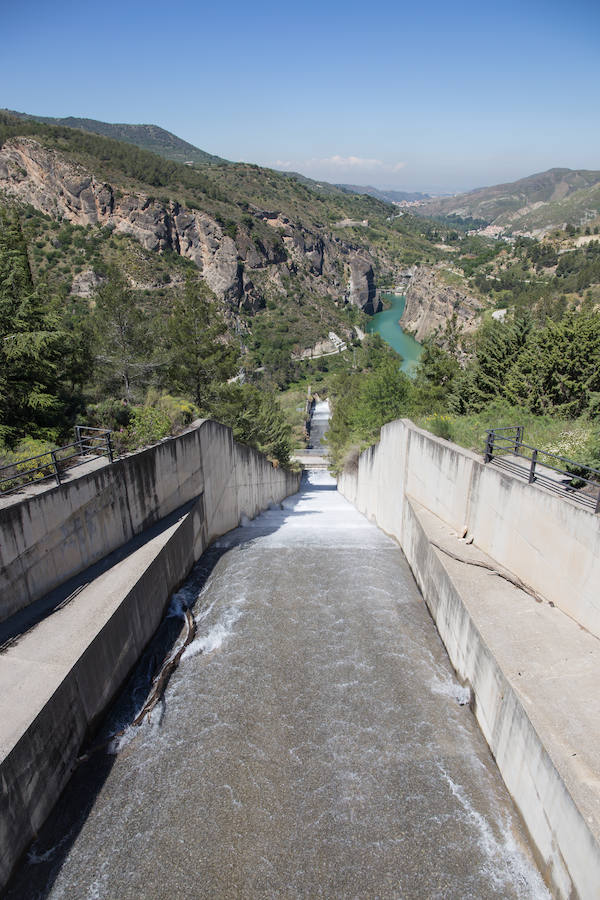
[3,0,599,192]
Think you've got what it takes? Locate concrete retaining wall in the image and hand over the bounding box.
[0,419,299,624]
[0,421,300,888]
[338,418,600,898]
[339,418,600,639]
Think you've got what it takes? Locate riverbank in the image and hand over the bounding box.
[366,292,423,374]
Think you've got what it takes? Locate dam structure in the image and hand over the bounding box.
[1,412,599,897]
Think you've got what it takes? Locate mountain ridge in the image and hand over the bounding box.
[335,184,430,204]
[413,167,600,233]
[3,109,229,167]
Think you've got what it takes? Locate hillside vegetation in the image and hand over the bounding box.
[0,111,449,471]
[414,168,600,234]
[3,109,228,166]
[1,110,599,483]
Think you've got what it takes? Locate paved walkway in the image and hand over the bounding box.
[7,471,548,898]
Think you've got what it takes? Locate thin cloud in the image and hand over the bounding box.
[298,156,406,174]
[321,155,385,168]
[271,156,407,177]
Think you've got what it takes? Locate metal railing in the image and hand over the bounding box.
[0,426,114,495]
[484,425,600,514]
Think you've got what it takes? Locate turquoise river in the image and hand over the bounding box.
[367,292,423,374]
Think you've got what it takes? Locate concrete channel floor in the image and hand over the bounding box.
[5,470,550,899]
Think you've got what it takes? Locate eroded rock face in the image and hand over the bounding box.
[0,139,249,300]
[70,268,103,298]
[401,265,483,342]
[0,138,381,318]
[348,255,381,314]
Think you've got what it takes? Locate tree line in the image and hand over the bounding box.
[327,309,600,472]
[0,209,293,466]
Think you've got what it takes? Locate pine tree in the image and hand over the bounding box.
[92,267,155,400]
[505,311,600,416]
[0,210,69,444]
[167,275,239,406]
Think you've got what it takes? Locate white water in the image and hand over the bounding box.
[8,470,550,899]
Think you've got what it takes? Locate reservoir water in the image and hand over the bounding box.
[367,293,423,374]
[7,469,548,898]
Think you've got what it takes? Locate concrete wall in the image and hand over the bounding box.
[0,422,300,888]
[0,419,299,624]
[402,499,600,899]
[339,418,600,639]
[338,418,600,898]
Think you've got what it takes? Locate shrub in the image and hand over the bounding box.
[145,390,200,429]
[426,414,454,441]
[125,406,172,450]
[0,437,58,491]
[85,399,133,431]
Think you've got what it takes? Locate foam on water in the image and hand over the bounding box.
[182,592,247,660]
[430,672,472,706]
[7,441,551,899]
[439,766,550,898]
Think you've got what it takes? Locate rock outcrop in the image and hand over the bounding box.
[347,255,382,314]
[0,138,382,317]
[401,265,483,342]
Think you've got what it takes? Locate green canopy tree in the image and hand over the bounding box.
[505,311,600,417]
[207,383,292,466]
[450,314,531,413]
[0,210,70,444]
[92,268,156,400]
[167,275,239,406]
[350,355,411,439]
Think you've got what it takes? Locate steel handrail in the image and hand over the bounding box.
[484,426,600,513]
[0,427,114,494]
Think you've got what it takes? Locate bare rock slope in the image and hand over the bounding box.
[0,138,379,316]
[401,266,483,342]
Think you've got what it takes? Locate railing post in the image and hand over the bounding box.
[75,425,83,455]
[528,448,538,483]
[595,489,600,515]
[106,431,114,464]
[51,450,62,486]
[484,430,494,463]
[515,426,523,456]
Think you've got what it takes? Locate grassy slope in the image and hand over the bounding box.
[3,109,228,165]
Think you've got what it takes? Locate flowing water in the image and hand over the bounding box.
[307,399,330,451]
[367,293,423,374]
[8,471,549,899]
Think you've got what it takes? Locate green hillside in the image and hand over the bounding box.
[415,168,600,232]
[3,109,598,478]
[4,109,228,166]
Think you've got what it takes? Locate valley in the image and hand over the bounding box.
[1,109,599,485]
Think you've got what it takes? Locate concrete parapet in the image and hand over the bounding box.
[338,418,600,898]
[0,420,299,624]
[0,422,299,888]
[339,418,600,640]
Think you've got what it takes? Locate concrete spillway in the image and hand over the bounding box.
[7,471,548,898]
[307,399,330,451]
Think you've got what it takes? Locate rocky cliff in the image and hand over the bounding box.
[0,138,381,318]
[347,256,382,314]
[400,265,483,342]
